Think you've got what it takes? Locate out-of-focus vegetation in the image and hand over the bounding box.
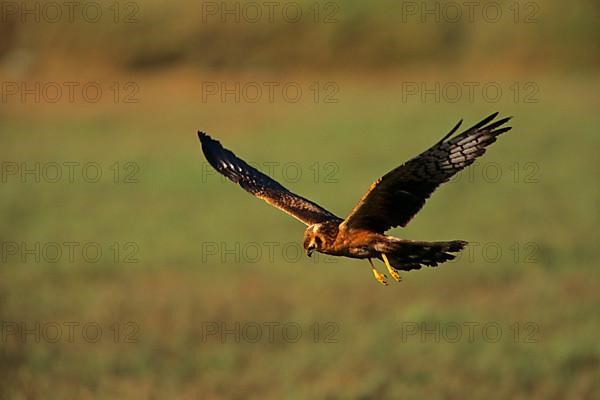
[1,0,599,74]
[1,0,599,399]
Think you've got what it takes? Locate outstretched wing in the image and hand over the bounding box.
[198,132,341,226]
[342,112,512,233]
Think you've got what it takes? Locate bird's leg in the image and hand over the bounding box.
[381,253,402,282]
[368,258,388,286]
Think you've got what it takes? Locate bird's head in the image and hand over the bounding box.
[303,224,325,257]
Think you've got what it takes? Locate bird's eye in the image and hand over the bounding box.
[314,237,322,247]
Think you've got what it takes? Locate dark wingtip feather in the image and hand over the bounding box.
[453,240,468,251]
[452,112,512,141]
[197,132,226,169]
[491,126,512,136]
[439,118,463,143]
[198,132,227,159]
[484,116,512,132]
[198,131,215,152]
[198,131,216,145]
[198,131,213,152]
[469,112,499,131]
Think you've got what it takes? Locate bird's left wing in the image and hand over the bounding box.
[199,132,342,226]
[341,112,512,233]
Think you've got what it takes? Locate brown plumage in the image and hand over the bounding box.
[198,112,512,285]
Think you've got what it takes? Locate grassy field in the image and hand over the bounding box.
[5,0,599,72]
[1,70,598,398]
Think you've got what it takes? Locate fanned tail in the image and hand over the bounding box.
[376,239,467,271]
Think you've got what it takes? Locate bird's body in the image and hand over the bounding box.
[305,221,384,259]
[198,112,512,285]
[302,221,467,283]
[304,221,464,261]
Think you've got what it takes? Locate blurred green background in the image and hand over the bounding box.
[1,0,599,398]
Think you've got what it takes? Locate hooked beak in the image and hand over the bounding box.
[306,247,315,257]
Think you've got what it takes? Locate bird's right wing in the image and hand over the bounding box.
[341,113,512,233]
[198,132,342,226]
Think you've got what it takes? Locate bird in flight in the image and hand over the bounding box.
[198,112,511,285]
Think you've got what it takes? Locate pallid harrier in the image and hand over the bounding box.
[198,112,511,285]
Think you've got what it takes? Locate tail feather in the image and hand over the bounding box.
[377,239,467,272]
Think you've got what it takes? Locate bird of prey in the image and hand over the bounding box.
[198,112,511,285]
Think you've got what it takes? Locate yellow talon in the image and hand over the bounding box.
[368,258,388,286]
[381,253,402,282]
